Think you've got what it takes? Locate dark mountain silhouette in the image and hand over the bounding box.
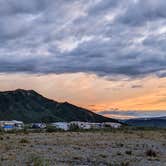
[0,89,118,123]
[124,116,166,128]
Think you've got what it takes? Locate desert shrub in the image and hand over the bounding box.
[69,124,80,131]
[46,126,62,132]
[29,155,50,166]
[0,128,3,133]
[23,129,29,134]
[46,126,55,132]
[146,149,157,157]
[121,161,130,166]
[116,152,122,155]
[19,138,29,144]
[116,143,124,147]
[99,154,107,158]
[125,150,132,155]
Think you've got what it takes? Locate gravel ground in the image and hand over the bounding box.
[0,129,166,166]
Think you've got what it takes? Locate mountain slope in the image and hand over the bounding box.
[0,89,117,123]
[124,117,166,128]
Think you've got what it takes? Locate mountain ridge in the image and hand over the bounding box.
[124,116,166,128]
[0,89,118,123]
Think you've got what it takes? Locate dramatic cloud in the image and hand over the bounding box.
[0,0,166,78]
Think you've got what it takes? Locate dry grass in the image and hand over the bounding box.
[0,129,165,166]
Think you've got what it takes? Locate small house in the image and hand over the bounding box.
[0,120,24,131]
[70,121,90,129]
[32,123,46,129]
[51,122,69,131]
[103,122,122,128]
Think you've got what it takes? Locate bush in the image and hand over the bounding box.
[19,138,29,144]
[125,150,132,155]
[69,124,80,131]
[46,126,62,132]
[146,149,157,157]
[121,161,130,166]
[28,154,50,166]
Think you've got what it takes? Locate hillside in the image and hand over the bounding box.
[0,89,117,123]
[124,117,166,128]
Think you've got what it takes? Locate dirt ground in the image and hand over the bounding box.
[0,129,166,166]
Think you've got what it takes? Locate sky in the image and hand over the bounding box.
[0,0,166,119]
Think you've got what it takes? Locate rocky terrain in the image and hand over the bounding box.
[0,129,165,166]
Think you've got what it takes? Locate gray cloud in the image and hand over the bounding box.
[119,0,166,26]
[0,0,166,78]
[99,110,166,119]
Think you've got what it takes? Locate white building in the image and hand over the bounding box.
[70,121,92,129]
[32,123,46,129]
[69,122,122,129]
[0,120,24,131]
[70,122,104,129]
[49,121,122,131]
[51,122,69,131]
[103,122,122,128]
[89,123,103,129]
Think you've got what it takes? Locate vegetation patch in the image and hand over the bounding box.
[19,138,30,144]
[146,149,157,157]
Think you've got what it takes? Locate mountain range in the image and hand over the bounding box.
[0,89,117,123]
[124,116,166,128]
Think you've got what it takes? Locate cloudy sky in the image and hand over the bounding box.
[0,0,166,119]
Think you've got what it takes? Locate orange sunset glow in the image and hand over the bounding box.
[0,73,165,119]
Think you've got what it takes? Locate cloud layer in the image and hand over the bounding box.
[99,110,166,119]
[0,0,166,78]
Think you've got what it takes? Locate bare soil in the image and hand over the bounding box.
[0,129,166,166]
